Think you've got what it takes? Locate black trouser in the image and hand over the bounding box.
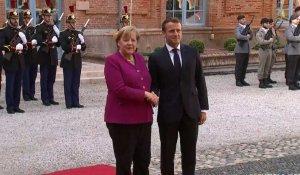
[235,53,249,81]
[285,54,288,80]
[158,115,198,175]
[287,55,300,85]
[106,122,152,175]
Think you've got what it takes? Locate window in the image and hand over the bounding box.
[276,0,295,20]
[166,0,207,26]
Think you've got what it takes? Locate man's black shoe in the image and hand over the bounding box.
[14,108,25,113]
[43,101,51,106]
[0,105,3,110]
[66,106,72,109]
[72,104,84,108]
[236,81,243,87]
[30,96,38,101]
[289,84,298,90]
[267,77,277,84]
[7,109,15,114]
[241,80,250,86]
[23,96,31,101]
[49,100,59,105]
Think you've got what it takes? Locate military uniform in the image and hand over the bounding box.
[36,8,60,105]
[0,27,4,110]
[21,9,38,101]
[0,9,26,114]
[285,15,300,90]
[256,19,273,88]
[234,15,253,87]
[59,12,86,108]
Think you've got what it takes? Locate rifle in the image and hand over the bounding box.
[3,18,32,61]
[238,16,255,47]
[41,12,64,53]
[64,19,90,61]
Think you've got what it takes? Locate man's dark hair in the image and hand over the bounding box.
[269,18,273,23]
[162,17,181,32]
[295,6,300,13]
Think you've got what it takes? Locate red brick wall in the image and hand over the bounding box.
[0,1,5,25]
[60,0,163,30]
[207,0,277,28]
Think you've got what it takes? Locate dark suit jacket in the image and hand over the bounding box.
[148,44,208,123]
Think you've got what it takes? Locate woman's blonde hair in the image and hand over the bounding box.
[115,26,140,43]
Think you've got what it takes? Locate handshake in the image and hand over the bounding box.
[145,91,159,107]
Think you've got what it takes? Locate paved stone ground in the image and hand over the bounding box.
[0,70,300,175]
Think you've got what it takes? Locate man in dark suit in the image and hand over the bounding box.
[148,17,209,175]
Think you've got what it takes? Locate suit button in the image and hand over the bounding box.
[141,77,144,80]
[142,86,145,89]
[137,69,140,73]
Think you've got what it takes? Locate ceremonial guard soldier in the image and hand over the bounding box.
[21,2,38,101]
[234,15,253,87]
[285,14,300,90]
[36,6,60,106]
[120,6,130,28]
[59,6,87,109]
[256,18,273,89]
[0,3,27,114]
[0,26,4,110]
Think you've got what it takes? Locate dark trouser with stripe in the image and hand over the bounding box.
[107,122,152,175]
[159,115,198,175]
[23,64,38,99]
[40,65,56,103]
[63,68,81,107]
[235,53,249,81]
[5,70,22,111]
[287,55,300,85]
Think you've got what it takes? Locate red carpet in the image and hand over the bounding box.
[46,165,116,175]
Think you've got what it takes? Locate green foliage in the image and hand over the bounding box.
[154,46,163,52]
[252,43,260,50]
[224,38,237,51]
[189,39,205,53]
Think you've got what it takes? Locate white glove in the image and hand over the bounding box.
[16,43,23,51]
[53,25,60,37]
[18,32,27,44]
[78,34,84,43]
[51,36,58,43]
[31,39,37,45]
[76,45,81,50]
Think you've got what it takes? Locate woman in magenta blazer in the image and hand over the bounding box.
[104,26,158,175]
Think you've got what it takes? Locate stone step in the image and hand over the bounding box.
[0,62,105,85]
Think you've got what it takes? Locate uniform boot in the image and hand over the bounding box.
[264,79,273,88]
[267,75,277,84]
[259,79,266,88]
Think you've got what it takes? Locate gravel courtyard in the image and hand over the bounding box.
[0,70,299,175]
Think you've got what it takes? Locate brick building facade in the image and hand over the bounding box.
[0,0,297,59]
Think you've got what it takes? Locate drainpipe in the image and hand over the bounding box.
[118,0,122,29]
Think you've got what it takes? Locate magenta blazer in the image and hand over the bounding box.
[104,51,153,124]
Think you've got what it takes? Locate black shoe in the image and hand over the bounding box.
[14,108,25,113]
[264,79,273,88]
[30,96,38,101]
[267,77,277,84]
[241,80,250,86]
[43,101,51,106]
[66,106,72,109]
[259,79,266,89]
[49,100,59,105]
[0,105,3,110]
[23,96,31,101]
[72,104,84,108]
[289,84,298,90]
[7,109,15,114]
[236,81,243,87]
